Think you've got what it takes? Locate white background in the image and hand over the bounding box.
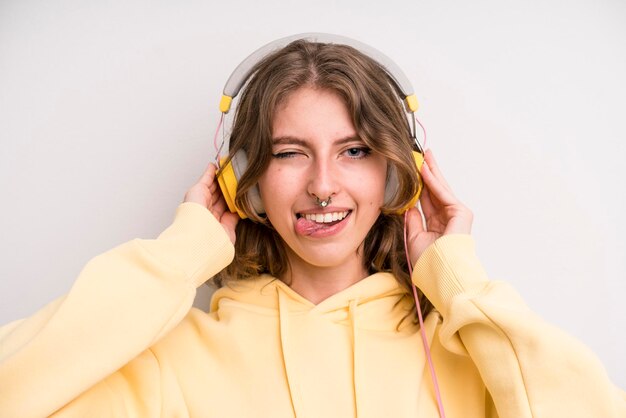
[1,0,624,388]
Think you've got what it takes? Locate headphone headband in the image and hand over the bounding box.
[219,32,419,114]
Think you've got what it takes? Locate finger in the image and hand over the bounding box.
[198,163,217,186]
[424,150,452,192]
[210,191,220,209]
[418,183,437,220]
[404,206,425,238]
[209,184,219,200]
[212,192,227,214]
[421,160,458,206]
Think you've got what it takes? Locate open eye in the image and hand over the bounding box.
[344,147,371,159]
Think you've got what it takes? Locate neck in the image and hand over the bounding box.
[282,248,369,305]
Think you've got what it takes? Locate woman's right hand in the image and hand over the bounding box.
[183,163,239,244]
[405,150,473,265]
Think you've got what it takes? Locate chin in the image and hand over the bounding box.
[288,240,364,270]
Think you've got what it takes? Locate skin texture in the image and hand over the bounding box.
[256,87,388,302]
[184,87,473,304]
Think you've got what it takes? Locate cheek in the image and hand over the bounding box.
[258,167,280,196]
[363,163,388,203]
[259,167,298,215]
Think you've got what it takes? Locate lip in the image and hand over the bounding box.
[296,206,351,215]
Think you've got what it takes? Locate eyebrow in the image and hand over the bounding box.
[271,135,362,146]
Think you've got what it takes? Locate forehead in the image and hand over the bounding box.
[272,87,356,141]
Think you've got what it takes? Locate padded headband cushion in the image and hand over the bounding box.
[222,33,416,108]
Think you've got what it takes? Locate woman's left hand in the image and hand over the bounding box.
[405,149,473,266]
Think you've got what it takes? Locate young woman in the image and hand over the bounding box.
[1,36,624,418]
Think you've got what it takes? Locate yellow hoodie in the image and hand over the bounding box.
[0,202,624,417]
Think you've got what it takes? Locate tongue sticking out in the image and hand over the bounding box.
[295,216,341,236]
[295,217,326,235]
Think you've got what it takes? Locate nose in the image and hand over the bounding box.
[307,156,339,203]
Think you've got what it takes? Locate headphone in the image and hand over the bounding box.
[216,33,424,219]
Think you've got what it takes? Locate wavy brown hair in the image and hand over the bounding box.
[214,39,432,317]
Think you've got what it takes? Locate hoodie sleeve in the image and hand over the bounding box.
[0,202,235,418]
[412,234,626,418]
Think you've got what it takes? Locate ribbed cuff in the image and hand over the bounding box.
[412,234,489,318]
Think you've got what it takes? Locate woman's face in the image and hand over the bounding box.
[258,87,388,273]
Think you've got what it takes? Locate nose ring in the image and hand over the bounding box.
[315,196,332,208]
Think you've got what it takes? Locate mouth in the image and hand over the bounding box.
[296,210,351,224]
[295,210,352,236]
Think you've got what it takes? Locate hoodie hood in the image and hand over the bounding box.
[210,272,417,333]
[209,273,431,418]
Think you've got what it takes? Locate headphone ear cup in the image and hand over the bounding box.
[217,155,246,219]
[385,151,424,214]
[403,150,424,212]
[217,150,265,219]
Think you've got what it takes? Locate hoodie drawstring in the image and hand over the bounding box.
[348,298,360,417]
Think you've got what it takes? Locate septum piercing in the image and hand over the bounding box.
[315,196,332,208]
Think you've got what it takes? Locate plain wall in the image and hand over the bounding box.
[1,0,624,388]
